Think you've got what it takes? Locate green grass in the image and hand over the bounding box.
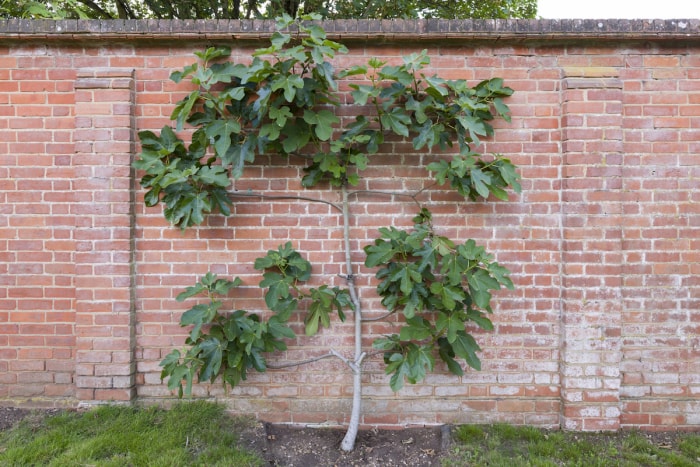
[0,401,263,466]
[445,423,700,467]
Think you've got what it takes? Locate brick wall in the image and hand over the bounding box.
[1,19,699,431]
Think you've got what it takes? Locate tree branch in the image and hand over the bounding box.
[265,351,336,369]
[361,310,394,322]
[347,182,438,211]
[228,191,343,212]
[265,348,364,370]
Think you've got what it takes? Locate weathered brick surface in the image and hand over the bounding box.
[0,20,698,429]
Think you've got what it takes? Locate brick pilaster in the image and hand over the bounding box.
[73,69,136,403]
[559,71,624,430]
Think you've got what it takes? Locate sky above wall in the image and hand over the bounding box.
[538,0,700,19]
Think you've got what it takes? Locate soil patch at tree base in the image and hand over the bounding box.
[240,422,447,466]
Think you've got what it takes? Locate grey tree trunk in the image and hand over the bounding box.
[340,186,363,452]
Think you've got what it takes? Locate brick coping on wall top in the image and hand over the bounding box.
[1,18,700,43]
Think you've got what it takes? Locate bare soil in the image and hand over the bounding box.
[0,407,31,431]
[239,422,448,466]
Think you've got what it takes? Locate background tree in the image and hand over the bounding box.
[1,0,537,19]
[134,14,521,451]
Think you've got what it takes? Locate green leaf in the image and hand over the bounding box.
[211,276,242,295]
[194,46,231,62]
[159,168,191,189]
[372,335,400,352]
[165,191,212,228]
[424,75,448,97]
[161,353,195,397]
[143,187,161,207]
[406,345,434,384]
[436,311,466,343]
[268,316,296,340]
[466,309,494,331]
[259,272,293,311]
[384,343,435,391]
[176,280,207,301]
[389,263,422,296]
[486,184,509,201]
[413,121,438,150]
[317,61,340,90]
[349,84,378,105]
[493,97,511,122]
[388,357,408,392]
[270,31,291,49]
[486,77,513,96]
[378,65,413,87]
[249,348,267,372]
[206,119,241,158]
[468,268,500,292]
[223,136,258,179]
[281,121,311,153]
[271,74,304,102]
[380,108,411,137]
[427,159,450,185]
[338,65,367,78]
[488,262,514,290]
[457,239,486,261]
[181,302,218,342]
[180,303,215,327]
[450,154,477,177]
[208,62,238,85]
[304,306,322,336]
[141,125,183,155]
[470,167,492,199]
[259,123,281,141]
[196,337,224,382]
[304,285,346,336]
[171,90,200,131]
[430,282,465,312]
[170,63,197,83]
[194,166,230,188]
[451,332,482,371]
[364,240,396,267]
[457,115,488,145]
[440,253,464,287]
[314,152,346,179]
[269,106,293,129]
[210,188,232,216]
[224,86,247,101]
[438,337,464,376]
[495,157,522,193]
[398,317,432,341]
[303,109,339,141]
[467,269,499,309]
[159,349,181,373]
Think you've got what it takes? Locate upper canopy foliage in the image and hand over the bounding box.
[2,0,537,20]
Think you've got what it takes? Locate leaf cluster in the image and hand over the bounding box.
[134,18,521,228]
[135,14,349,228]
[366,209,514,391]
[336,51,522,201]
[160,242,352,396]
[139,17,523,395]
